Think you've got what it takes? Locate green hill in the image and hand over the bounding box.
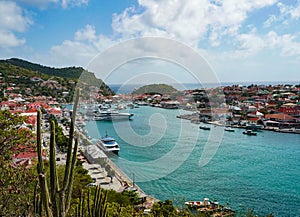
[6,58,83,79]
[132,83,177,95]
[0,58,113,96]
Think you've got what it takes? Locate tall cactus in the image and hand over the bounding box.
[36,109,52,217]
[76,187,108,217]
[36,89,80,217]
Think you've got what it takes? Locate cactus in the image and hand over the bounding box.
[36,89,80,217]
[36,88,109,217]
[36,109,52,217]
[76,187,108,217]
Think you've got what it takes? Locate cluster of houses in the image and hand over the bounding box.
[2,81,300,167]
[122,84,300,130]
[222,84,300,129]
[0,98,63,168]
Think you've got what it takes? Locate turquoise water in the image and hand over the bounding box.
[85,106,300,216]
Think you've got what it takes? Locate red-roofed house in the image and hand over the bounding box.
[48,107,62,117]
[265,113,298,122]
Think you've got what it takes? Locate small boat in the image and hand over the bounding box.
[185,198,235,215]
[275,128,300,134]
[96,132,120,155]
[242,130,257,136]
[246,123,263,131]
[224,127,235,132]
[199,125,210,130]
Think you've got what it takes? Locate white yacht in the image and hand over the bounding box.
[96,133,120,155]
[94,110,134,121]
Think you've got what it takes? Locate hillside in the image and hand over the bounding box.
[0,58,113,97]
[6,58,83,79]
[132,83,177,95]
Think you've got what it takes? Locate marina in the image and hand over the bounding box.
[84,105,300,216]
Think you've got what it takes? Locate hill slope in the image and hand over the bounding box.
[1,58,113,96]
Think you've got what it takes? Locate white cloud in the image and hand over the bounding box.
[267,31,300,57]
[112,0,277,48]
[0,30,26,48]
[0,1,32,48]
[218,29,300,60]
[289,2,300,19]
[21,0,299,83]
[263,14,277,28]
[276,1,300,19]
[75,24,97,42]
[0,1,32,32]
[50,40,97,66]
[266,1,300,27]
[46,25,117,67]
[61,0,88,8]
[234,28,265,57]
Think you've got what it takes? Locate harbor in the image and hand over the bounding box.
[82,105,300,216]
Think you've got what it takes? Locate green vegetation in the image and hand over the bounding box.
[132,83,177,95]
[35,89,81,217]
[7,58,87,79]
[49,114,69,152]
[5,58,112,95]
[0,58,114,102]
[0,110,37,216]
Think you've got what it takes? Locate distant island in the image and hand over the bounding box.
[132,83,177,95]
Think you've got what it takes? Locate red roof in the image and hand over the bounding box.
[48,108,62,114]
[265,113,297,121]
[14,152,38,159]
[25,108,38,113]
[24,115,37,126]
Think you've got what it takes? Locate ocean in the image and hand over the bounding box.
[84,106,300,216]
[108,81,299,94]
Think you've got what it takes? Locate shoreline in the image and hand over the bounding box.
[177,112,300,134]
[76,130,159,208]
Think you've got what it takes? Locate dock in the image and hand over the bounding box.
[76,130,158,207]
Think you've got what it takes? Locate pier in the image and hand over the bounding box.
[76,130,158,208]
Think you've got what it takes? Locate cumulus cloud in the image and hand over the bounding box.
[26,0,300,72]
[112,0,277,48]
[0,1,32,48]
[0,30,26,48]
[75,24,97,42]
[264,1,300,28]
[47,25,117,67]
[267,31,300,57]
[61,0,88,8]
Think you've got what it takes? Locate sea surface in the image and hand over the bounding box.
[84,106,300,216]
[109,81,299,94]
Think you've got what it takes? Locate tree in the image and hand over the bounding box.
[0,110,29,156]
[151,200,177,217]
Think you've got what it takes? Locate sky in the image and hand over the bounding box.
[0,0,300,84]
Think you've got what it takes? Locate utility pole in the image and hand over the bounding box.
[132,173,135,187]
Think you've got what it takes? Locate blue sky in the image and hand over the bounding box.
[0,0,300,84]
